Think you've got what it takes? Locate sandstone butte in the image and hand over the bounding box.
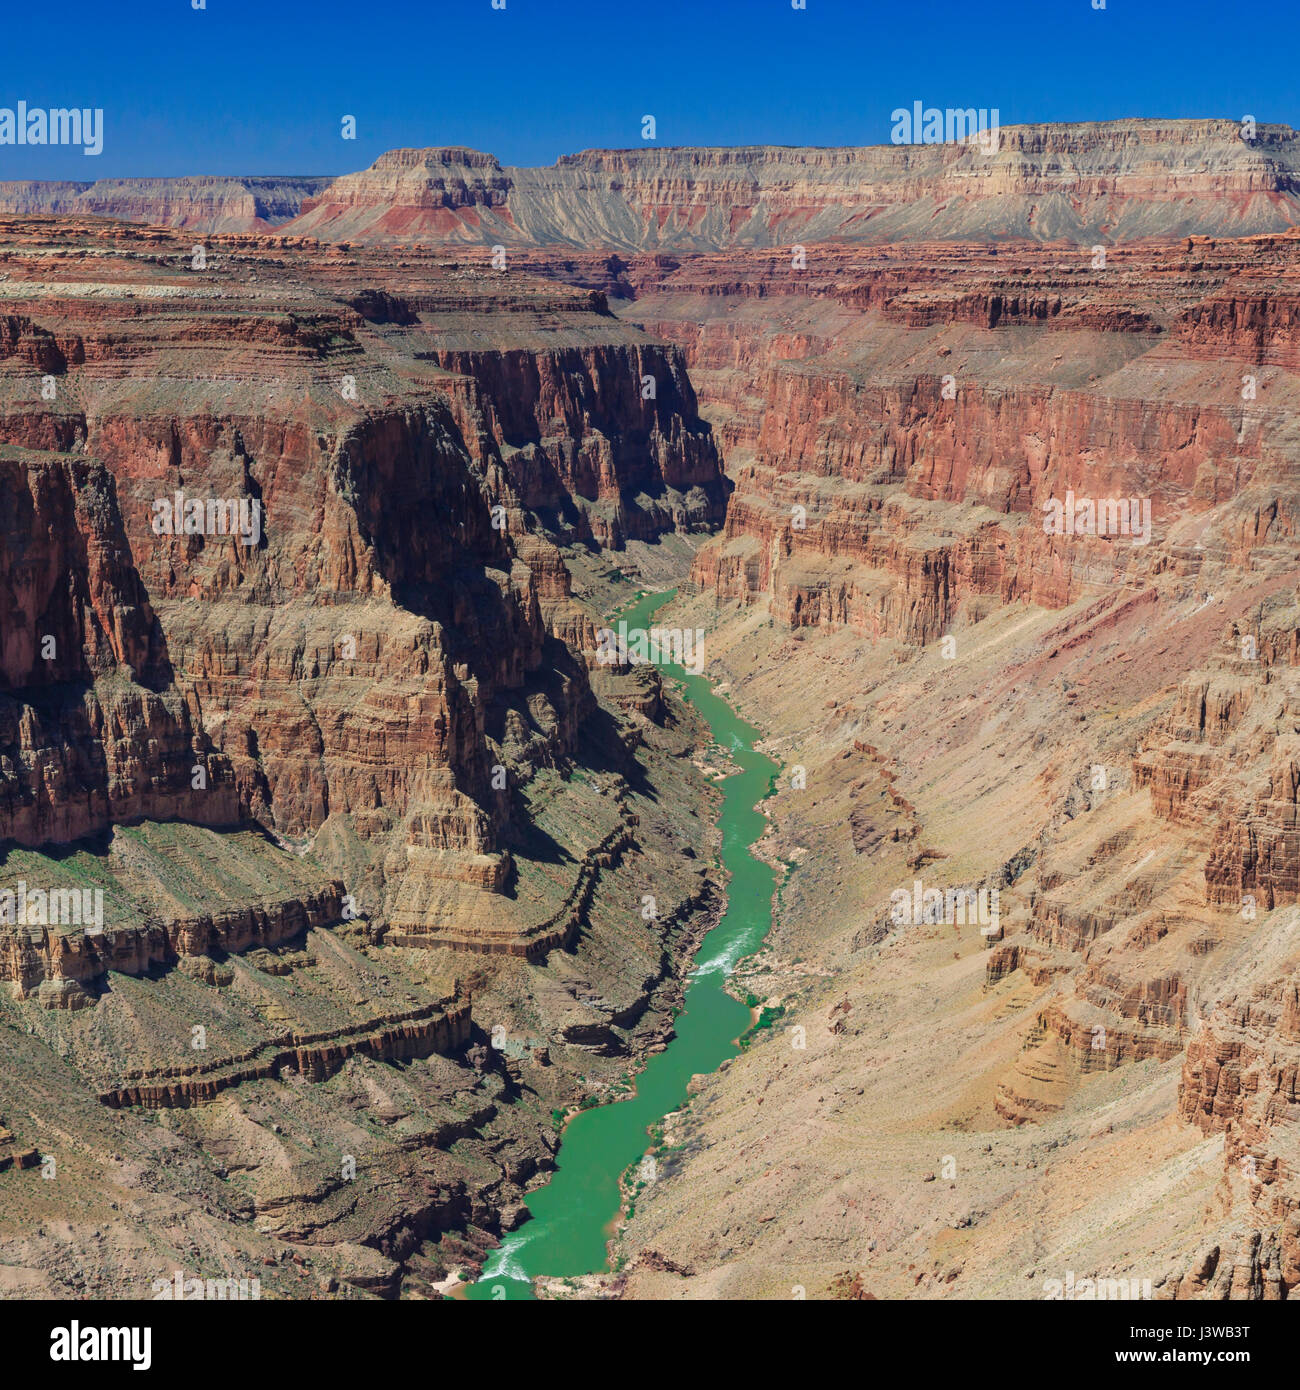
[1,116,1299,1301]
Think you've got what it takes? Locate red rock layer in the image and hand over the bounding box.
[0,216,725,952]
[8,121,1300,247]
[286,123,1300,249]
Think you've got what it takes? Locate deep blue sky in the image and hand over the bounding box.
[4,0,1296,179]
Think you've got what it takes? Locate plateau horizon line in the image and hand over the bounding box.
[4,113,1300,185]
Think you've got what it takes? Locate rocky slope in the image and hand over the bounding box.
[0,177,333,232]
[287,123,1300,249]
[10,120,1300,246]
[0,215,726,1296]
[565,231,1300,1298]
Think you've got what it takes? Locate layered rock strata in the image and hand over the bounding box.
[567,232,1300,1299]
[8,121,1300,246]
[0,213,726,1297]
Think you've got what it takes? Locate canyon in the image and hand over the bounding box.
[0,213,727,1296]
[592,232,1300,1299]
[5,117,1300,1300]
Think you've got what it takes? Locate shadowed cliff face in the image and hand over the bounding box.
[0,450,241,844]
[0,217,725,874]
[0,215,730,1297]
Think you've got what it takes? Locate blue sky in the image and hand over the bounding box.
[4,0,1295,179]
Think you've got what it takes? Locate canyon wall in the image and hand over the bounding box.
[568,230,1300,1298]
[0,176,333,232]
[0,213,731,1296]
[9,120,1300,1298]
[8,120,1300,246]
[0,218,725,929]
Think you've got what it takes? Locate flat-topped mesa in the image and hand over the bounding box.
[289,120,1300,249]
[288,147,513,241]
[8,120,1300,245]
[370,146,505,171]
[0,175,334,232]
[556,118,1300,167]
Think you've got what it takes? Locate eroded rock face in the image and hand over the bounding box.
[0,217,725,942]
[0,213,728,1298]
[0,451,241,843]
[1180,973,1300,1296]
[0,176,333,232]
[521,233,1300,1297]
[9,120,1300,246]
[580,238,1297,651]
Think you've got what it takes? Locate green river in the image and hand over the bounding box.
[465,589,779,1300]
